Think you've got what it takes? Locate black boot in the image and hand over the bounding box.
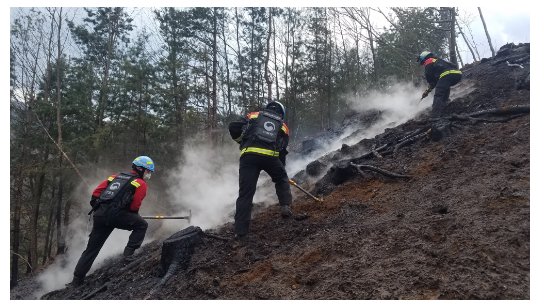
[123,246,138,262]
[70,276,85,287]
[281,205,292,217]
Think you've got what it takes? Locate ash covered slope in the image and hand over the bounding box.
[18,43,529,300]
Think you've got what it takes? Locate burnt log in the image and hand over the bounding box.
[351,163,412,179]
[145,226,203,299]
[466,104,529,118]
[394,128,431,152]
[350,143,389,164]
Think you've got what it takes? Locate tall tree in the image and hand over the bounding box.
[478,7,495,57]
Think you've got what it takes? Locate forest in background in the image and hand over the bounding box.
[10,7,496,287]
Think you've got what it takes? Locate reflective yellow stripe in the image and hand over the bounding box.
[281,126,287,133]
[440,70,462,78]
[240,147,279,157]
[249,114,259,119]
[108,177,114,181]
[234,134,243,142]
[131,181,140,188]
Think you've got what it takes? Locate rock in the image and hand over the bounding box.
[306,160,326,177]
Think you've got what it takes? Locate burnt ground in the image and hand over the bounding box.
[12,43,530,300]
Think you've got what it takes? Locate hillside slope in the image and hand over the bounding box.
[12,43,530,300]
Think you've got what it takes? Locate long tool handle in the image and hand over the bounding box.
[141,216,189,219]
[289,179,321,202]
[141,210,192,223]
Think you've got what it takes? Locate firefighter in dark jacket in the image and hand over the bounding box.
[228,101,292,239]
[71,156,154,287]
[417,51,462,118]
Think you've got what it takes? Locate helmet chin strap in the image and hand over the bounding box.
[132,164,146,179]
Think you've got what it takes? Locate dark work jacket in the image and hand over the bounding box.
[228,111,290,165]
[424,57,462,91]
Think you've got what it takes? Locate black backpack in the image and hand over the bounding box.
[240,110,284,151]
[95,172,139,214]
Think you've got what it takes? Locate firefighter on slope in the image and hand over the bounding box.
[71,156,154,287]
[228,101,293,240]
[417,51,462,118]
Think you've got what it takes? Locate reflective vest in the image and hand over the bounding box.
[239,111,289,158]
[424,58,462,79]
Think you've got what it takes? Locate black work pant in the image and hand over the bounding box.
[234,154,292,236]
[73,211,148,278]
[432,73,462,117]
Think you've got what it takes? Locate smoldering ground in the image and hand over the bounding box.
[30,80,471,298]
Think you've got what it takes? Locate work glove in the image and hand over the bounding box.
[421,89,430,99]
[90,196,99,208]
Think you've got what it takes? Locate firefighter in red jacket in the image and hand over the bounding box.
[71,156,154,287]
[417,51,462,118]
[228,101,292,240]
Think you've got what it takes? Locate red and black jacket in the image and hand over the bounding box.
[228,111,290,165]
[91,170,148,213]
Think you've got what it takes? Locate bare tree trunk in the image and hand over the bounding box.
[204,47,211,132]
[456,44,464,67]
[137,85,142,154]
[273,12,280,101]
[221,8,232,117]
[55,7,66,255]
[42,202,54,265]
[265,7,273,102]
[250,9,256,109]
[478,7,496,57]
[449,8,458,67]
[235,8,246,113]
[212,7,218,137]
[56,179,64,255]
[456,20,477,62]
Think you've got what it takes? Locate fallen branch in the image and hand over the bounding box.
[350,162,412,179]
[467,104,529,118]
[394,128,431,153]
[507,61,524,69]
[397,127,429,143]
[11,251,32,271]
[350,143,389,163]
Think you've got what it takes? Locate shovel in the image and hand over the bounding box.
[289,179,322,202]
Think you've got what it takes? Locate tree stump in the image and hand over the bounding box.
[160,226,203,276]
[146,226,203,299]
[331,160,356,185]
